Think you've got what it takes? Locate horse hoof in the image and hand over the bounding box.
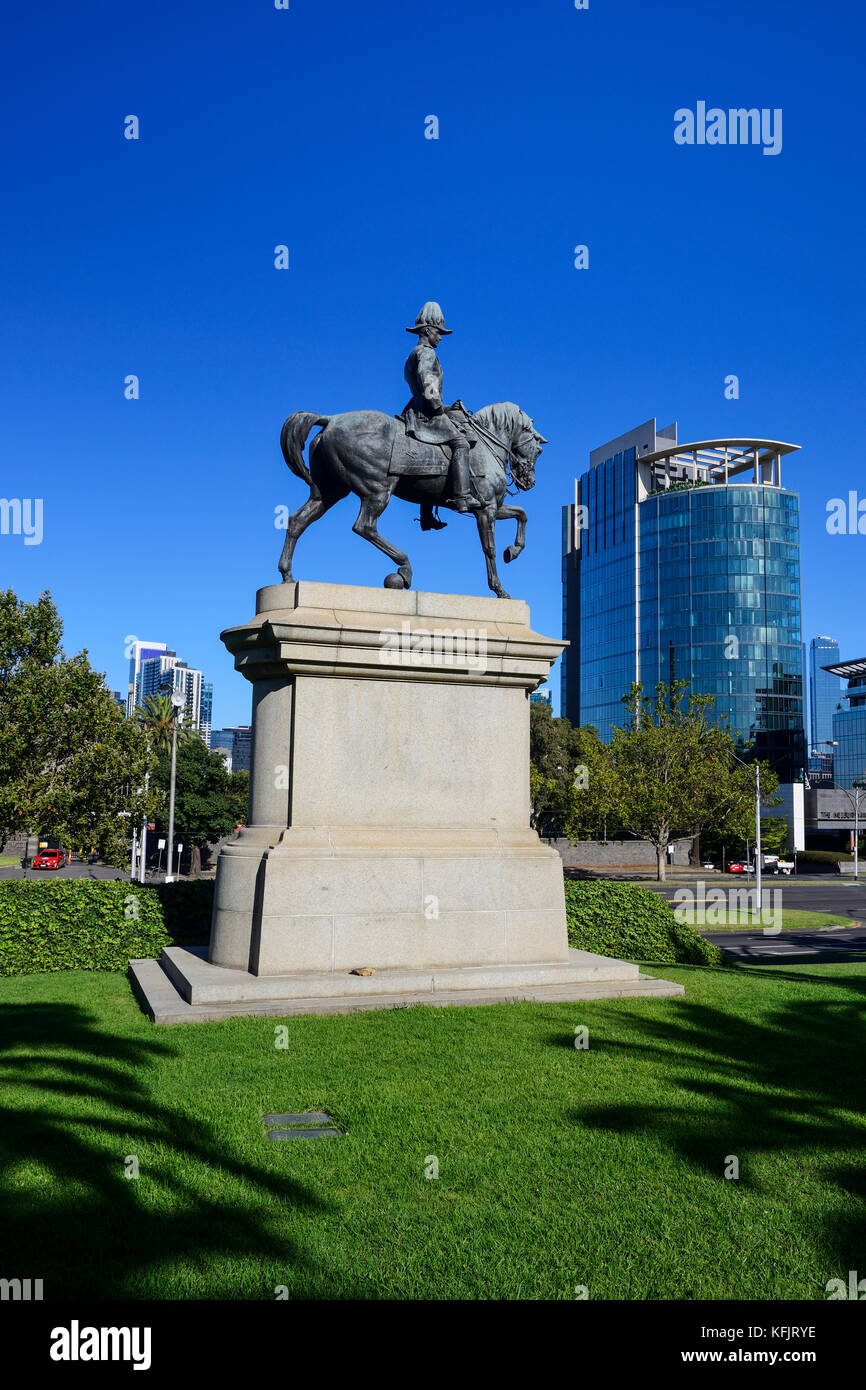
[504,546,516,564]
[494,588,511,600]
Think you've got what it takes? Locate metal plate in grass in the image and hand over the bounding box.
[263,1110,344,1141]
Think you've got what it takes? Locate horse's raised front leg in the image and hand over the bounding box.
[496,502,527,564]
[474,504,510,599]
[352,492,413,589]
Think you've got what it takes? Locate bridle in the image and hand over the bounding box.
[454,404,536,493]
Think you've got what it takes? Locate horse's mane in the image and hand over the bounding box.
[474,401,529,437]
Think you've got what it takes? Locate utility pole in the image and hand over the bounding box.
[138,770,150,884]
[853,780,865,881]
[755,762,762,911]
[163,691,184,885]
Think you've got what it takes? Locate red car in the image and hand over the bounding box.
[726,861,747,875]
[31,849,67,870]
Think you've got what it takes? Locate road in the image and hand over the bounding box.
[701,925,866,962]
[642,876,866,920]
[1,860,141,882]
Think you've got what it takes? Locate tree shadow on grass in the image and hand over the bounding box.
[0,1002,365,1299]
[561,972,866,1275]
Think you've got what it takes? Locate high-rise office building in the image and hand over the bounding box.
[126,640,167,716]
[562,419,806,780]
[213,746,233,773]
[210,726,252,773]
[200,682,213,748]
[135,652,205,735]
[825,657,866,789]
[808,636,841,750]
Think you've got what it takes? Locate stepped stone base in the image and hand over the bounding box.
[129,946,684,1025]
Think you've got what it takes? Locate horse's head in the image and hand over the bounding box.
[475,402,547,491]
[510,412,547,491]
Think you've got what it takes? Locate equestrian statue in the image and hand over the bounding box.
[278,302,547,598]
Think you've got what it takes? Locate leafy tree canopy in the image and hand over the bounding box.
[151,738,248,875]
[0,589,157,865]
[608,681,780,880]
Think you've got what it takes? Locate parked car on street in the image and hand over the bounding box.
[31,848,67,870]
[726,861,747,874]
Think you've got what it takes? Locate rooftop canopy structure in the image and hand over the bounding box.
[823,657,866,680]
[638,437,800,491]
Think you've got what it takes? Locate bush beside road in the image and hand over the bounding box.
[565,880,725,966]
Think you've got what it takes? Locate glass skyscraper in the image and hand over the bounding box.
[825,657,866,789]
[562,419,806,780]
[200,682,213,748]
[808,636,841,749]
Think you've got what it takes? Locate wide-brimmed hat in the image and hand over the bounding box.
[406,301,452,335]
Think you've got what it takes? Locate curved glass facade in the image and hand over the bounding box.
[569,445,638,738]
[638,484,805,775]
[831,668,866,788]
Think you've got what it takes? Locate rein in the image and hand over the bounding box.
[455,403,524,494]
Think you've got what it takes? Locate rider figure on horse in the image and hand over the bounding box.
[401,303,480,525]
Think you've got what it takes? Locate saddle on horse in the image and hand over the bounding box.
[389,401,476,474]
[390,401,480,530]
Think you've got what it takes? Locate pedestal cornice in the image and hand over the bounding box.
[221,580,566,688]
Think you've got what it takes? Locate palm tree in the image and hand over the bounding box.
[135,693,198,754]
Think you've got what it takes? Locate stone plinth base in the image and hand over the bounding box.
[212,826,569,976]
[129,947,684,1025]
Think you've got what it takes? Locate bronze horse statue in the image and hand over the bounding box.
[277,401,546,598]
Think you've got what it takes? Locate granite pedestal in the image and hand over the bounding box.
[130,581,682,1021]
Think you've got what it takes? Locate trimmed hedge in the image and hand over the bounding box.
[0,877,722,978]
[565,880,725,967]
[0,880,213,977]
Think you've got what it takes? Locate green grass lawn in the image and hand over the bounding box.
[685,908,860,932]
[1,962,864,1300]
[0,856,19,867]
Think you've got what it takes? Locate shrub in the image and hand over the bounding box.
[564,880,725,967]
[0,879,213,977]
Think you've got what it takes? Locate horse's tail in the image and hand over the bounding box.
[280,411,330,488]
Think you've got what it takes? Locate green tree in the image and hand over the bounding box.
[609,681,780,882]
[701,814,790,864]
[529,701,619,841]
[152,739,248,877]
[529,700,577,831]
[0,589,157,864]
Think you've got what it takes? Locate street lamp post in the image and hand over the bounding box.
[852,780,865,882]
[138,770,150,885]
[755,761,762,909]
[163,691,184,885]
[731,751,763,912]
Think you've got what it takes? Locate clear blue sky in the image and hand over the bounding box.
[2,0,864,727]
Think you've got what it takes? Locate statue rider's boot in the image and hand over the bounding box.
[419,504,447,531]
[449,444,480,513]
